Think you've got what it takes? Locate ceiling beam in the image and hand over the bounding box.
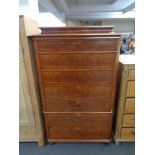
[38,0,65,21]
[39,3,48,12]
[54,0,69,14]
[122,2,135,14]
[69,0,134,12]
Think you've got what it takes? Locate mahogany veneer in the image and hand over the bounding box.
[31,26,120,142]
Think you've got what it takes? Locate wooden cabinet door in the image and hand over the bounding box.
[19,38,37,141]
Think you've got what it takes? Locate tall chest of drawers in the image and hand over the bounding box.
[31,27,121,142]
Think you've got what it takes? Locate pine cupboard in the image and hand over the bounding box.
[113,55,135,143]
[19,16,45,146]
[30,26,121,142]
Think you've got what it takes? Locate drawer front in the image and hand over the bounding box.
[122,114,135,127]
[124,98,135,113]
[38,53,116,69]
[121,128,135,140]
[128,70,135,80]
[44,113,112,139]
[42,86,112,100]
[43,99,112,112]
[36,39,117,53]
[126,81,135,97]
[41,70,113,85]
[47,127,111,140]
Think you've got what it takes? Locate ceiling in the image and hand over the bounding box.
[38,0,135,22]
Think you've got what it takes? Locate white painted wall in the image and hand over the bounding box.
[101,19,135,33]
[67,19,135,33]
[19,0,39,20]
[19,0,65,26]
[38,13,65,27]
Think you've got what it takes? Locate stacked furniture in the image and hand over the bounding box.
[114,55,135,143]
[30,26,121,142]
[19,16,45,146]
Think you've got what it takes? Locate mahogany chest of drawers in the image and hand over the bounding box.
[31,26,121,142]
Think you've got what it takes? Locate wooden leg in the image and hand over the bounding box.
[38,138,45,147]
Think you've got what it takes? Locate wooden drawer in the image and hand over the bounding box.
[36,39,117,53]
[126,81,135,97]
[37,53,116,69]
[41,70,113,85]
[124,98,135,113]
[42,86,112,100]
[121,128,135,140]
[128,70,135,80]
[44,113,112,140]
[43,99,112,112]
[122,114,135,127]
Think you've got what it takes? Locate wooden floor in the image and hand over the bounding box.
[19,142,135,155]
